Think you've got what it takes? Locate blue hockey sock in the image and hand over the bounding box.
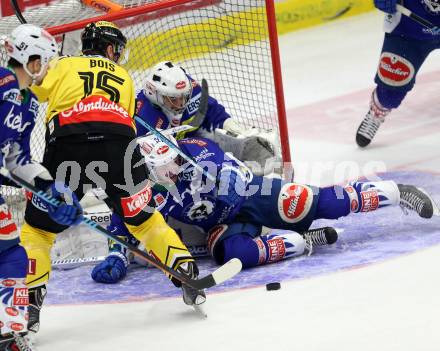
[315,180,400,220]
[221,231,305,269]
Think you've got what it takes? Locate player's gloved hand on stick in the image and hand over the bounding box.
[374,0,397,14]
[46,182,83,226]
[91,252,128,284]
[216,167,247,208]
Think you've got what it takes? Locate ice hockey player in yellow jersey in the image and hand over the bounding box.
[21,21,204,336]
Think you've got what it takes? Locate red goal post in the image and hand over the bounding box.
[0,0,291,224]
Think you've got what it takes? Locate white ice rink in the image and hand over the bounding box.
[38,12,440,351]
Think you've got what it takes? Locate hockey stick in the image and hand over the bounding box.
[10,0,27,24]
[0,168,242,289]
[134,78,216,182]
[396,4,434,29]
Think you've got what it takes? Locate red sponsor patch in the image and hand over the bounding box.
[0,74,16,87]
[59,95,134,130]
[8,322,24,332]
[267,238,286,262]
[360,190,379,212]
[378,52,414,87]
[28,259,36,275]
[120,186,152,218]
[175,81,187,89]
[178,138,207,147]
[2,279,16,287]
[154,194,165,207]
[157,145,169,155]
[13,288,29,306]
[277,183,312,223]
[5,307,19,317]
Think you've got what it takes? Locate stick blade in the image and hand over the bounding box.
[193,258,242,290]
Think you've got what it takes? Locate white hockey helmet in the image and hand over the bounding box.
[143,61,193,123]
[137,133,183,184]
[422,0,440,13]
[4,24,58,79]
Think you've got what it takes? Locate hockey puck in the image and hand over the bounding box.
[266,282,281,291]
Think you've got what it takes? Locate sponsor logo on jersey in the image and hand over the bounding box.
[267,237,286,262]
[207,224,228,255]
[179,166,195,181]
[153,193,165,207]
[4,106,32,133]
[7,322,24,332]
[5,307,19,317]
[0,74,15,87]
[28,97,39,117]
[28,259,36,275]
[13,288,29,306]
[186,93,201,115]
[3,88,22,105]
[175,81,187,89]
[360,190,379,212]
[178,138,207,147]
[1,279,16,287]
[195,148,215,162]
[278,183,313,223]
[59,96,132,128]
[377,52,414,87]
[120,186,152,218]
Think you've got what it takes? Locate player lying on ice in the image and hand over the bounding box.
[91,133,436,301]
[136,61,280,175]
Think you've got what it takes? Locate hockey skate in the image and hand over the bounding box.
[356,109,385,147]
[27,285,47,334]
[0,333,34,351]
[301,226,338,256]
[398,184,434,219]
[178,261,207,317]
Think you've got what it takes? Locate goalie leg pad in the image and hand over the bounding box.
[20,222,56,288]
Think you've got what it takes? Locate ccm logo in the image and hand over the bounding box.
[120,186,152,218]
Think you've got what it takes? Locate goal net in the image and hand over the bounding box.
[0,0,289,264]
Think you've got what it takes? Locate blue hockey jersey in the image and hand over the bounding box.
[0,67,39,252]
[135,76,231,139]
[151,137,252,231]
[384,1,440,39]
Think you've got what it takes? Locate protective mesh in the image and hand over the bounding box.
[0,0,281,225]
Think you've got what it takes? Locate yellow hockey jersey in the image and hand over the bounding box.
[32,55,136,137]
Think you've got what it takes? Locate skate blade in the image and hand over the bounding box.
[193,303,208,318]
[419,187,440,217]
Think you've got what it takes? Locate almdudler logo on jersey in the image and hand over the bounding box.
[378,52,414,87]
[120,186,152,217]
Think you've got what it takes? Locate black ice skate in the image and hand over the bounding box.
[10,334,34,351]
[356,109,385,147]
[301,226,338,255]
[398,184,434,219]
[178,261,206,306]
[28,285,47,334]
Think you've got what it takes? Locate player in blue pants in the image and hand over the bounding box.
[92,134,435,284]
[356,0,440,146]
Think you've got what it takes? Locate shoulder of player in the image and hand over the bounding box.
[0,67,19,91]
